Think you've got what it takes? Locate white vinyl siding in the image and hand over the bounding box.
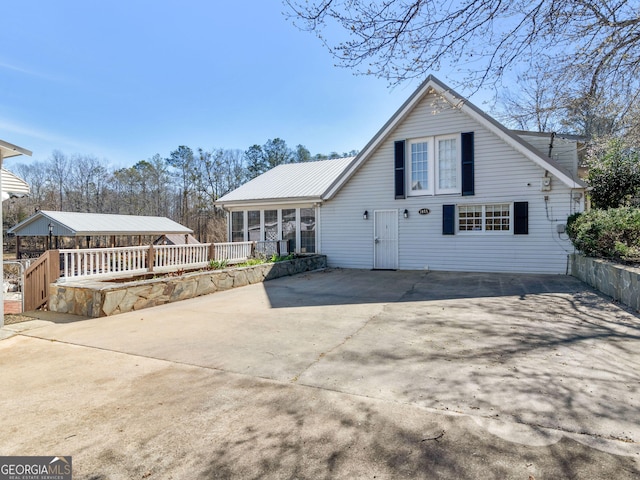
[320,91,583,274]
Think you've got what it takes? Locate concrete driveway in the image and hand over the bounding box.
[1,269,639,479]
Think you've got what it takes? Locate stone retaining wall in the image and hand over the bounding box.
[570,254,640,312]
[49,255,327,317]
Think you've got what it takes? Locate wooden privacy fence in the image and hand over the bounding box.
[22,240,291,310]
[24,250,60,311]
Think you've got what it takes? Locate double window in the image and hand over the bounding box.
[444,202,527,235]
[458,204,511,233]
[409,134,459,195]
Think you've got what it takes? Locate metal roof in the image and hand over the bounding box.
[2,168,30,200]
[216,157,355,206]
[8,210,193,237]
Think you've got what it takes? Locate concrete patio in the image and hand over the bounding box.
[1,269,639,479]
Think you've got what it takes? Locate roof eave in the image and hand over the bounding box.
[324,75,587,197]
[215,196,324,209]
[324,76,437,200]
[436,86,588,189]
[0,140,32,159]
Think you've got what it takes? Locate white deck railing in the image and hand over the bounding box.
[212,242,253,264]
[58,240,285,281]
[153,244,211,272]
[59,243,212,280]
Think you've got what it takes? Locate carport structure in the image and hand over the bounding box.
[9,210,194,259]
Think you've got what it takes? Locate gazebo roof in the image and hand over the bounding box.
[8,210,193,237]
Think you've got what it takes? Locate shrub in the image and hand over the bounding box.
[209,259,228,269]
[567,207,640,262]
[270,253,294,262]
[586,138,640,209]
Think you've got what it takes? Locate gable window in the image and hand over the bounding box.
[410,140,430,192]
[437,136,458,193]
[458,204,511,232]
[408,134,460,195]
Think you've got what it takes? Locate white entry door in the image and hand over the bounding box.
[374,210,398,270]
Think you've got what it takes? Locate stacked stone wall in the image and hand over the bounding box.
[49,255,327,317]
[570,254,640,312]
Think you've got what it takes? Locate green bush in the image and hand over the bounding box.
[586,138,640,209]
[567,207,640,262]
[209,259,228,269]
[270,253,294,262]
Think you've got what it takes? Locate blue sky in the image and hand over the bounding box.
[2,1,462,169]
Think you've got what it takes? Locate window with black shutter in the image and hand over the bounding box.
[514,202,529,234]
[461,132,474,196]
[443,204,455,235]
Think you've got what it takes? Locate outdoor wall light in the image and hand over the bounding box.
[363,210,368,220]
[403,209,409,219]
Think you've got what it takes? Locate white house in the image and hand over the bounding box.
[216,76,587,274]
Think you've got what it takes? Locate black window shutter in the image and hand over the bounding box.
[461,132,474,196]
[514,202,529,234]
[394,140,406,199]
[443,204,455,235]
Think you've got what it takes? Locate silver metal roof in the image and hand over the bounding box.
[8,210,193,237]
[216,157,355,206]
[2,168,30,200]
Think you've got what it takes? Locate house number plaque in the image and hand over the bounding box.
[418,208,430,215]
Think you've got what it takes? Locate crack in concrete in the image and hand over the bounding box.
[289,273,428,384]
[16,332,640,450]
[289,308,386,383]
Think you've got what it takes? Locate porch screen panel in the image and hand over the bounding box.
[248,210,260,241]
[264,210,278,241]
[231,211,244,242]
[282,208,296,252]
[300,208,316,253]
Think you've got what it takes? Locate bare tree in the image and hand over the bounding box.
[495,68,563,132]
[284,0,640,99]
[47,150,70,210]
[167,146,196,225]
